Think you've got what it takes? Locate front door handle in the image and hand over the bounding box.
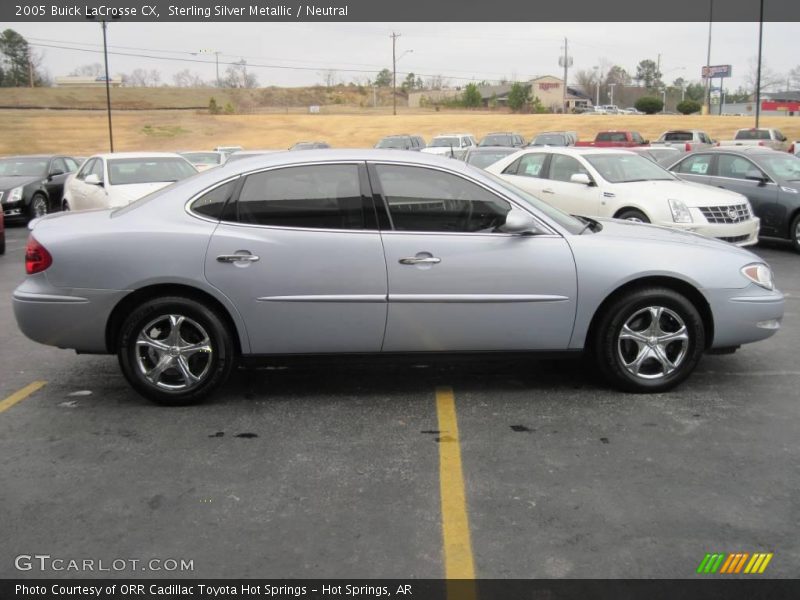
[217,254,260,263]
[399,256,441,265]
[542,188,555,194]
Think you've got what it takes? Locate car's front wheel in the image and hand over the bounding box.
[117,296,235,405]
[790,212,800,253]
[616,208,650,223]
[28,194,48,221]
[594,287,705,393]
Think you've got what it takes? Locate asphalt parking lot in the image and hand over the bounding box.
[1,222,798,579]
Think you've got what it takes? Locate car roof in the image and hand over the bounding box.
[696,147,779,155]
[89,152,188,160]
[433,133,473,137]
[519,147,636,156]
[467,146,518,152]
[1,154,71,159]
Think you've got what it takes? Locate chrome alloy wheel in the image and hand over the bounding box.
[32,196,47,218]
[617,306,689,380]
[135,314,213,391]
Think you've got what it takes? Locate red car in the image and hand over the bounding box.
[575,131,649,147]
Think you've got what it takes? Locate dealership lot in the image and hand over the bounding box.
[1,223,798,579]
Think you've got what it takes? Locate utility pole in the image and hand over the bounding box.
[755,0,764,127]
[391,31,400,116]
[704,0,714,115]
[561,37,569,113]
[101,19,114,152]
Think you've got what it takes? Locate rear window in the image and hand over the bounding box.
[663,131,693,142]
[596,132,628,143]
[108,158,197,185]
[735,130,771,140]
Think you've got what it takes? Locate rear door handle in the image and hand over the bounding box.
[217,254,260,263]
[399,257,441,265]
[542,188,555,194]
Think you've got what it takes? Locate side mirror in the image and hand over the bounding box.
[498,209,539,234]
[84,173,103,186]
[570,173,593,186]
[48,170,65,179]
[745,169,768,184]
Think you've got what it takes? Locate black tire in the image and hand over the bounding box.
[593,287,705,393]
[616,208,650,223]
[0,232,5,255]
[117,296,235,405]
[790,212,800,254]
[28,194,48,222]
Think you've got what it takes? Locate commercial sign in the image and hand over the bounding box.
[762,100,800,111]
[702,65,733,78]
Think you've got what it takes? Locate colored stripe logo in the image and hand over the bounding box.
[696,552,773,574]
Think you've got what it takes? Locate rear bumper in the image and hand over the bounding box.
[13,276,128,353]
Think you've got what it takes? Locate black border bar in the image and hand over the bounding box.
[3,580,800,600]
[4,0,800,22]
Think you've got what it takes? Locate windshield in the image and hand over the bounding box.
[759,153,800,181]
[430,137,459,148]
[0,157,47,177]
[480,170,585,235]
[376,137,408,149]
[531,134,566,146]
[466,150,516,169]
[181,152,222,165]
[584,153,676,183]
[108,157,197,185]
[480,135,511,147]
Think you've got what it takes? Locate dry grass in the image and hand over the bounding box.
[1,108,799,156]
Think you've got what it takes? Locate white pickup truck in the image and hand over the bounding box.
[718,128,791,152]
[651,129,715,152]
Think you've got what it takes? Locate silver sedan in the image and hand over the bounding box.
[13,150,784,405]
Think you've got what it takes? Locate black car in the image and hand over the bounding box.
[462,146,519,169]
[0,155,81,223]
[478,132,526,147]
[289,141,331,150]
[374,134,426,150]
[668,147,800,252]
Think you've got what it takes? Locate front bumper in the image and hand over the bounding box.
[705,284,785,348]
[656,216,760,247]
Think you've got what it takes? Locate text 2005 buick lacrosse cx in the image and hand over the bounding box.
[13,150,784,405]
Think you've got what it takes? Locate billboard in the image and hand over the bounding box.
[702,65,733,78]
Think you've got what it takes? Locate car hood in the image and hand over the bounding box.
[612,179,748,207]
[107,182,176,207]
[0,175,40,190]
[590,217,758,256]
[421,147,461,156]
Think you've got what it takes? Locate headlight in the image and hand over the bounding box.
[8,186,23,203]
[741,263,774,290]
[668,198,692,223]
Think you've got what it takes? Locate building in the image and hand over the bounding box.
[408,76,591,112]
[54,76,123,88]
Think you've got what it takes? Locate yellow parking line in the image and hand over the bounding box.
[435,386,477,596]
[0,381,47,414]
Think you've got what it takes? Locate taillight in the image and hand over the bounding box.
[788,143,794,154]
[25,235,52,274]
[758,141,765,146]
[685,142,692,152]
[715,141,721,147]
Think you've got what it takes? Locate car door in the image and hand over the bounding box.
[66,158,95,209]
[43,157,71,210]
[498,152,550,197]
[204,162,388,354]
[370,162,577,352]
[669,153,713,186]
[80,158,109,210]
[711,153,779,236]
[539,154,604,217]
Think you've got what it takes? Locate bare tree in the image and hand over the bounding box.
[222,59,258,88]
[124,68,162,87]
[744,58,784,94]
[172,69,206,87]
[785,65,800,90]
[319,69,338,88]
[69,63,104,77]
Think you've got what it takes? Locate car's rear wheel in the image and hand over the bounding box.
[790,212,800,253]
[594,287,705,393]
[117,296,235,405]
[29,194,48,221]
[616,208,650,223]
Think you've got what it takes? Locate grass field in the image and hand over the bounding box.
[1,108,799,156]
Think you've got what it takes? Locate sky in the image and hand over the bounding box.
[12,21,800,92]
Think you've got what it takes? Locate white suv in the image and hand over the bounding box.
[420,133,477,159]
